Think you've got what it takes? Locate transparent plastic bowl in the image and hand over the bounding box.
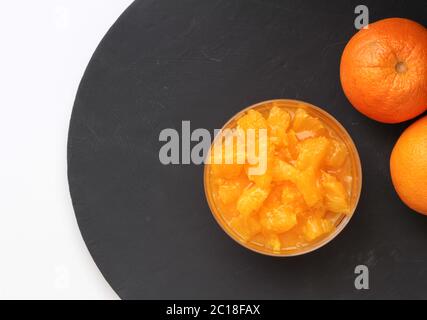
[204,99,362,257]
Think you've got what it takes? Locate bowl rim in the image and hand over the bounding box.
[204,99,363,257]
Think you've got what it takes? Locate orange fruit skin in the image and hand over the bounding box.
[390,116,427,215]
[340,18,427,123]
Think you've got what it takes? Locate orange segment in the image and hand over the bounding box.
[237,109,267,132]
[268,106,291,145]
[321,171,350,214]
[246,169,272,189]
[296,137,330,170]
[209,138,244,179]
[325,139,348,168]
[296,167,322,207]
[282,129,299,160]
[236,185,270,216]
[218,178,247,205]
[281,183,308,216]
[272,159,299,183]
[260,204,297,233]
[211,163,242,179]
[229,215,261,241]
[245,140,276,188]
[264,233,282,252]
[293,108,327,139]
[302,217,334,242]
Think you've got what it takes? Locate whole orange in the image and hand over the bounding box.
[340,18,427,123]
[390,116,427,215]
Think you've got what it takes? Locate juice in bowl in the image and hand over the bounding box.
[204,99,362,256]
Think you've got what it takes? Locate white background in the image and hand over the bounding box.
[0,0,134,299]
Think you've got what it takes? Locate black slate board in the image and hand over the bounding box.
[68,0,427,299]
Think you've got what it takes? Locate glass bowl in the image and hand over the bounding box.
[204,99,362,257]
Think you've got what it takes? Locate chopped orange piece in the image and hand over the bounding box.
[296,167,322,207]
[264,233,282,252]
[246,169,272,189]
[282,130,299,160]
[218,178,247,205]
[210,162,242,179]
[296,137,330,170]
[325,139,348,168]
[321,171,350,214]
[237,109,267,131]
[268,106,291,145]
[272,159,299,183]
[236,185,270,216]
[281,183,308,216]
[302,217,334,241]
[229,215,261,241]
[310,202,328,219]
[245,140,275,188]
[293,108,327,139]
[260,204,297,233]
[209,135,245,178]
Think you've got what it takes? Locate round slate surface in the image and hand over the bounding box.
[68,0,427,299]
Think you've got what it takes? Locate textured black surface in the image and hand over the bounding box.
[68,0,427,299]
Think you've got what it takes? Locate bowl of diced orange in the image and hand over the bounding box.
[204,99,362,256]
